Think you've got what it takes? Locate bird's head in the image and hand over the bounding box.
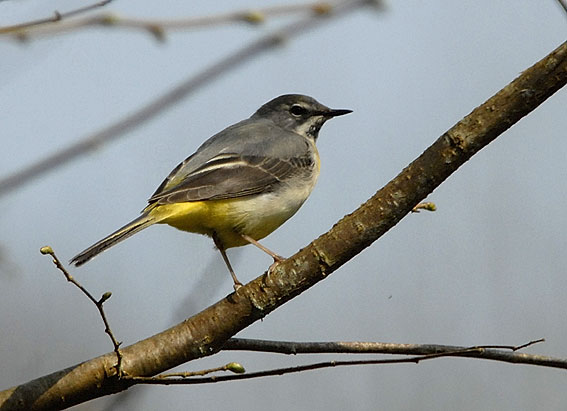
[252,94,352,141]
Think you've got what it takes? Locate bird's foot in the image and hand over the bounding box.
[263,255,285,285]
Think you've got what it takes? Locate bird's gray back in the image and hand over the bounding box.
[148,118,314,203]
[191,118,310,167]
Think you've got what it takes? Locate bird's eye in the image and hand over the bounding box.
[290,104,308,116]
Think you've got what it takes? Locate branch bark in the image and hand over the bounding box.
[1,40,566,411]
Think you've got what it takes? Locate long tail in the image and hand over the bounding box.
[70,213,157,267]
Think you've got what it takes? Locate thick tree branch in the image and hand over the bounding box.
[1,40,565,411]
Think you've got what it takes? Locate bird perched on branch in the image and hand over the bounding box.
[71,94,352,290]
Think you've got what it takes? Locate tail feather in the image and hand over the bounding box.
[70,213,157,267]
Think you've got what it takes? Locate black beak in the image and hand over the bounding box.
[326,108,353,118]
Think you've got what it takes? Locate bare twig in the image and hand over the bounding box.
[39,246,124,375]
[224,338,546,354]
[0,0,376,197]
[1,2,336,41]
[0,0,113,34]
[226,338,562,369]
[127,339,549,385]
[141,362,245,380]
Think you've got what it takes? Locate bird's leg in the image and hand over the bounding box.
[240,234,285,277]
[213,233,242,291]
[219,248,243,291]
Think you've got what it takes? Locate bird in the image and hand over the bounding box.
[70,94,352,290]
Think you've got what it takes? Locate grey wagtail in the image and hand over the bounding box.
[71,94,351,289]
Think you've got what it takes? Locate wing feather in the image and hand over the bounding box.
[147,118,316,205]
[148,154,313,204]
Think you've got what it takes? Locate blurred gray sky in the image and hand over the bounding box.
[1,1,567,410]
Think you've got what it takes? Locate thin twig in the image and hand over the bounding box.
[148,362,245,380]
[39,246,124,375]
[0,0,113,34]
[224,338,545,355]
[0,0,377,197]
[0,2,335,40]
[128,339,547,384]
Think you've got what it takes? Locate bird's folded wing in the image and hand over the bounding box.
[148,154,310,204]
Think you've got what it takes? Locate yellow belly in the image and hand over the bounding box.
[147,144,320,249]
[148,188,311,249]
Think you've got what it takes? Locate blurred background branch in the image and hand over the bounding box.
[555,0,567,15]
[0,2,338,40]
[0,0,113,34]
[0,0,376,197]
